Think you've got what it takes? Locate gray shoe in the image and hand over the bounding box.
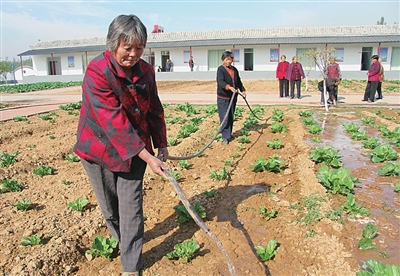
[222,139,229,145]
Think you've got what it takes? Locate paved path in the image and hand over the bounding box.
[1,87,399,121]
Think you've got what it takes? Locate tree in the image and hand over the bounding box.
[304,47,336,111]
[0,58,13,83]
[377,17,386,25]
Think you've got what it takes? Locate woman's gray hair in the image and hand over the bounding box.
[292,56,298,61]
[106,14,147,52]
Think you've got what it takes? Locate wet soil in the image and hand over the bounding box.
[0,81,399,276]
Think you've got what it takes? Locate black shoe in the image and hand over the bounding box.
[222,139,229,145]
[376,97,383,99]
[361,99,368,101]
[228,136,235,142]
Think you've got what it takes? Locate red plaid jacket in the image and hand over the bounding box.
[74,50,167,172]
[368,62,381,82]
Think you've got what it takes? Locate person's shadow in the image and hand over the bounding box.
[143,120,274,275]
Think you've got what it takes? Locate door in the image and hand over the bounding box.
[361,47,373,70]
[161,51,170,72]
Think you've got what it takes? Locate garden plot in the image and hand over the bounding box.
[0,103,399,276]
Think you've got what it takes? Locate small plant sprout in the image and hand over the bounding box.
[309,146,343,168]
[13,116,29,122]
[266,138,283,149]
[299,110,312,117]
[201,189,216,198]
[0,151,20,167]
[255,238,278,261]
[0,179,24,193]
[237,135,251,144]
[61,179,72,185]
[20,233,42,246]
[86,235,118,260]
[222,158,234,167]
[307,124,323,135]
[259,206,277,220]
[341,194,370,216]
[68,198,89,212]
[362,137,380,150]
[209,167,229,181]
[311,137,322,143]
[174,202,206,225]
[250,155,285,173]
[270,122,288,133]
[178,160,191,169]
[65,153,80,162]
[361,116,375,125]
[33,165,55,177]
[272,109,284,122]
[166,238,200,262]
[13,198,31,211]
[358,222,378,250]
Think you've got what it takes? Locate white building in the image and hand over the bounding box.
[18,24,400,83]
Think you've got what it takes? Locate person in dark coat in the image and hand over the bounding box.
[276,55,290,98]
[216,50,246,145]
[74,14,168,276]
[318,80,331,105]
[362,55,381,102]
[285,56,305,99]
[376,60,384,99]
[326,57,342,106]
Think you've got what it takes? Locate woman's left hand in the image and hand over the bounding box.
[157,147,169,162]
[241,91,247,98]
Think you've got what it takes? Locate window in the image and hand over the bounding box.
[270,49,279,62]
[183,51,191,63]
[334,48,344,62]
[142,51,155,66]
[380,48,388,62]
[208,49,225,71]
[391,47,400,70]
[233,49,240,62]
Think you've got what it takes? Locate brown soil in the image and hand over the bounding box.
[1,80,400,276]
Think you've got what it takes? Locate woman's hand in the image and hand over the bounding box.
[139,148,168,177]
[157,147,169,162]
[241,91,247,98]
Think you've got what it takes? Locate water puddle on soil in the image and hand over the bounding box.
[308,111,400,266]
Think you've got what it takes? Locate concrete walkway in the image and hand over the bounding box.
[1,87,399,121]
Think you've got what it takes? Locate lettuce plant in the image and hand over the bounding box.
[316,165,359,195]
[266,138,283,149]
[369,144,398,163]
[342,194,370,216]
[362,137,380,150]
[255,238,278,261]
[378,162,400,176]
[68,198,89,212]
[20,233,42,246]
[0,151,20,167]
[357,259,400,276]
[358,223,378,250]
[209,167,229,181]
[395,181,400,193]
[86,235,118,260]
[343,122,360,133]
[166,239,200,262]
[0,179,24,193]
[307,124,323,134]
[33,165,55,177]
[299,110,312,117]
[259,206,277,220]
[250,155,285,173]
[309,146,343,168]
[270,122,287,133]
[13,198,31,211]
[174,202,206,225]
[272,109,284,122]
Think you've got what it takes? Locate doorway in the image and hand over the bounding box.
[47,57,61,75]
[244,48,253,71]
[361,47,373,71]
[161,51,170,72]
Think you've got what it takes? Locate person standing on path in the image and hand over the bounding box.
[362,55,381,103]
[326,57,342,106]
[376,59,385,99]
[73,14,169,276]
[276,55,290,98]
[189,56,194,71]
[216,50,246,145]
[285,56,305,99]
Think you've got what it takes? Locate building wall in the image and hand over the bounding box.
[25,42,400,83]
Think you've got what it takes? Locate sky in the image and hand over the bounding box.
[0,0,399,60]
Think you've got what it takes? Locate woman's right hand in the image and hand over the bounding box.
[139,148,168,177]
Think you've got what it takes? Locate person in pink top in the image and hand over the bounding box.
[362,55,381,103]
[276,55,290,98]
[285,56,305,99]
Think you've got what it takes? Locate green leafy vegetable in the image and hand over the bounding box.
[166,238,200,262]
[255,239,278,261]
[86,235,118,260]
